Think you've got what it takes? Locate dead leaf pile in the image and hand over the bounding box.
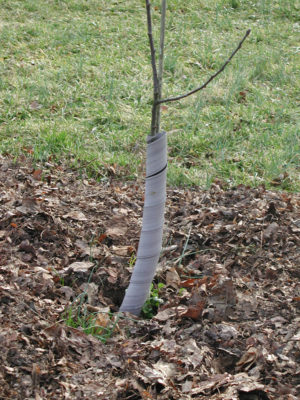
[0,155,299,399]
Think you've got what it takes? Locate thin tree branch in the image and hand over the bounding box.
[158,29,251,105]
[145,0,161,136]
[145,0,159,93]
[156,0,167,134]
[158,0,166,89]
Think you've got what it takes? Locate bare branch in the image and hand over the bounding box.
[145,0,161,136]
[158,29,251,105]
[155,0,167,133]
[158,0,166,89]
[145,0,159,92]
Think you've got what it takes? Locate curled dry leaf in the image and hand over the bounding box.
[236,347,258,371]
[92,308,111,335]
[65,261,94,273]
[111,245,134,256]
[166,267,181,288]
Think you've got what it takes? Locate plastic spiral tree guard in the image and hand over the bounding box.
[119,131,167,315]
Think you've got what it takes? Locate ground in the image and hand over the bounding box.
[0,154,299,399]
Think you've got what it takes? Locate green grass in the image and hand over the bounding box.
[63,295,119,343]
[61,263,118,342]
[0,0,299,190]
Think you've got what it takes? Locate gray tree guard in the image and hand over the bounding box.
[119,131,167,315]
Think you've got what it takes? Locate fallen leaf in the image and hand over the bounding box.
[236,347,258,371]
[66,261,94,273]
[106,225,127,238]
[97,233,107,243]
[16,198,39,214]
[181,301,205,320]
[92,309,111,335]
[107,267,118,284]
[63,211,87,221]
[32,169,42,181]
[166,267,181,288]
[80,282,99,305]
[154,308,177,322]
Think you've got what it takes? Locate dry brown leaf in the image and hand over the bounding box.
[106,225,127,238]
[63,210,87,221]
[111,245,133,256]
[166,267,181,288]
[92,309,111,335]
[181,301,205,320]
[154,308,177,322]
[16,198,39,214]
[66,261,94,273]
[32,169,42,181]
[236,347,258,371]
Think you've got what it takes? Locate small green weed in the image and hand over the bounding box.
[178,287,186,296]
[61,262,117,342]
[141,282,165,319]
[63,294,117,343]
[129,253,137,269]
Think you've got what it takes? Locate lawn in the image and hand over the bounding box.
[0,0,299,190]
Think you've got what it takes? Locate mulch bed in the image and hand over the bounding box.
[0,154,299,399]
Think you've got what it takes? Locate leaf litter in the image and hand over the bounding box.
[0,154,299,399]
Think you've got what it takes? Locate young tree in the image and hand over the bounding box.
[120,0,250,316]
